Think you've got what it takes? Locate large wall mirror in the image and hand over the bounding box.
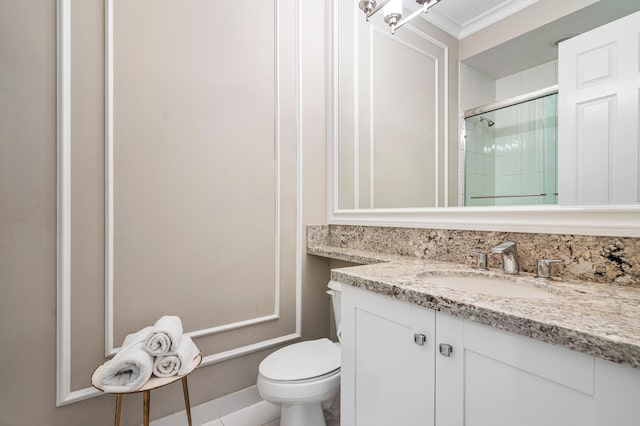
[329,0,640,236]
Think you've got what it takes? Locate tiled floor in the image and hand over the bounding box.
[201,400,280,426]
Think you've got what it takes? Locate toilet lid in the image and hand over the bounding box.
[259,338,340,381]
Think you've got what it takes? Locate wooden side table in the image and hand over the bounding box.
[92,354,202,426]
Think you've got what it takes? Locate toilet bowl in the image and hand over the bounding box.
[257,281,342,426]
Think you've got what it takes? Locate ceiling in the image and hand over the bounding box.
[401,0,640,79]
[413,0,539,40]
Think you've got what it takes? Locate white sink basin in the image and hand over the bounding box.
[417,272,556,299]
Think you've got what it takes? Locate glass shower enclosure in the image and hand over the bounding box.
[463,89,558,207]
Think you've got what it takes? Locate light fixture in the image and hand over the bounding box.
[358,0,443,34]
[383,0,402,31]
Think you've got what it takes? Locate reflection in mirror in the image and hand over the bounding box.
[336,0,451,210]
[463,91,558,207]
[334,0,640,211]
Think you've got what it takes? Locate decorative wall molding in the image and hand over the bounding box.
[57,0,303,406]
[402,24,450,207]
[103,0,286,356]
[104,0,114,359]
[331,1,449,211]
[368,25,442,207]
[56,0,76,407]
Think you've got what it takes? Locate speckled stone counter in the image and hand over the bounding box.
[308,227,640,368]
[308,224,640,285]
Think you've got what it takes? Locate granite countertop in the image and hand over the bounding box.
[311,244,640,368]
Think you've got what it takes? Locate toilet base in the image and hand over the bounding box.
[280,402,326,426]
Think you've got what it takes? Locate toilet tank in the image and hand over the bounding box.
[327,281,342,339]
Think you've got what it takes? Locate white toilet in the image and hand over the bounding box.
[257,280,342,426]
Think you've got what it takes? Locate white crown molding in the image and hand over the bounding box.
[424,0,539,40]
[57,0,303,406]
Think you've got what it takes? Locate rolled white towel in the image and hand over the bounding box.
[101,326,154,393]
[144,315,183,356]
[152,335,199,378]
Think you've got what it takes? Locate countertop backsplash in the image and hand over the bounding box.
[308,225,639,286]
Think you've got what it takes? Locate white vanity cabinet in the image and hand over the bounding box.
[341,284,640,426]
[341,284,436,426]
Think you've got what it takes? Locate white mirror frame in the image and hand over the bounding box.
[326,1,640,238]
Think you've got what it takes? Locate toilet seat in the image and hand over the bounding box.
[259,367,340,385]
[259,338,340,382]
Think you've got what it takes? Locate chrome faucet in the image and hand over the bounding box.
[535,259,563,281]
[491,241,520,275]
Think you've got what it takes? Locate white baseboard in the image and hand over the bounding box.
[149,385,262,426]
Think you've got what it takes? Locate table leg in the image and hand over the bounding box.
[114,394,122,426]
[181,376,193,426]
[143,390,150,426]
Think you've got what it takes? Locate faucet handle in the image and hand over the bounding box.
[535,259,563,281]
[491,241,517,253]
[470,251,488,271]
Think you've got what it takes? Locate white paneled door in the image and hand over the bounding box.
[558,11,640,205]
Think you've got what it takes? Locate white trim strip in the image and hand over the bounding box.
[104,0,115,359]
[274,0,282,319]
[442,35,448,207]
[110,315,282,353]
[329,0,339,215]
[327,0,338,214]
[190,315,279,339]
[56,0,71,407]
[368,25,375,209]
[353,1,360,209]
[201,333,300,366]
[295,0,303,335]
[328,204,640,237]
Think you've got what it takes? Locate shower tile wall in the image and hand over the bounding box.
[461,61,558,206]
[464,117,496,206]
[495,60,557,101]
[493,94,557,206]
[459,63,496,205]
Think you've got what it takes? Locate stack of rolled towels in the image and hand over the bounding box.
[100,315,200,393]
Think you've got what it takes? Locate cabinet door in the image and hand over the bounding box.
[436,312,596,426]
[341,285,435,426]
[434,312,464,426]
[594,358,640,425]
